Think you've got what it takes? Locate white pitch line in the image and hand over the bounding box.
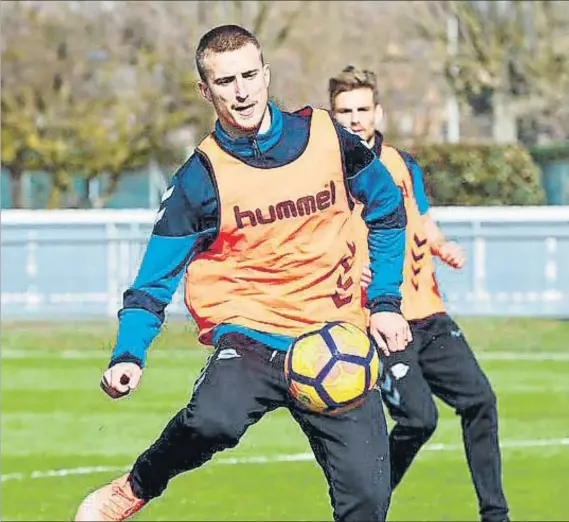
[0,465,130,483]
[424,437,569,452]
[2,438,568,483]
[477,352,569,361]
[2,349,569,362]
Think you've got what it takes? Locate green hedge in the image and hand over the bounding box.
[410,143,546,206]
[529,142,569,163]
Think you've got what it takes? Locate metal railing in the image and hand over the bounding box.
[2,207,568,319]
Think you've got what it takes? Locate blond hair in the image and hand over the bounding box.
[328,65,379,109]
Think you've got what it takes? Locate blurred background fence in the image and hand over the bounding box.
[2,207,569,320]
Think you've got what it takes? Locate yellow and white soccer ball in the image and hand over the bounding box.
[284,321,379,414]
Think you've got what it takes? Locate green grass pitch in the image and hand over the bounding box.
[1,318,568,521]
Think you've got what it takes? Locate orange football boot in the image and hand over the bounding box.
[74,473,146,521]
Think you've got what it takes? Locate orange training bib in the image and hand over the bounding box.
[185,109,367,344]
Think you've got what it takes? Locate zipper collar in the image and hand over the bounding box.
[213,101,283,159]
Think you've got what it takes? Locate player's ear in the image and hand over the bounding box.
[263,63,271,88]
[374,103,384,129]
[199,80,212,103]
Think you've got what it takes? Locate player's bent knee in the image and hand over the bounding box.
[458,383,497,417]
[335,486,390,521]
[338,484,390,522]
[404,402,438,437]
[482,386,497,408]
[187,408,244,448]
[422,407,438,435]
[360,483,391,518]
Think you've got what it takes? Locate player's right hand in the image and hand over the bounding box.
[369,311,412,357]
[100,362,142,400]
[436,241,466,269]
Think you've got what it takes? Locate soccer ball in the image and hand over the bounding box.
[284,321,379,414]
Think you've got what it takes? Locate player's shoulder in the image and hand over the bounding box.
[154,151,219,236]
[176,150,211,179]
[279,105,314,134]
[155,151,218,221]
[264,106,312,157]
[290,105,333,117]
[287,105,337,127]
[388,146,418,167]
[172,150,215,193]
[287,106,353,141]
[290,105,315,119]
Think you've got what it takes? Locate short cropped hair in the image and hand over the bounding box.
[195,24,264,81]
[328,65,379,109]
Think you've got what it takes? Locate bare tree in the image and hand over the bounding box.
[1,1,94,207]
[1,1,186,207]
[5,0,486,210]
[413,0,569,144]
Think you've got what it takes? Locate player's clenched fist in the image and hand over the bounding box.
[100,362,142,399]
[369,311,412,357]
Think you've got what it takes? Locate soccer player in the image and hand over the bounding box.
[74,27,412,522]
[329,66,510,522]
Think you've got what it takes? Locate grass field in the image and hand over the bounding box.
[1,318,568,521]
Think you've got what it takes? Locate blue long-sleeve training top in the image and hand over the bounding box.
[111,103,406,368]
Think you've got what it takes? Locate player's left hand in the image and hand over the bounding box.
[436,241,465,269]
[361,263,372,289]
[369,311,412,357]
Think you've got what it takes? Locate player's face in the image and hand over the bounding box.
[332,88,378,144]
[199,43,271,137]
